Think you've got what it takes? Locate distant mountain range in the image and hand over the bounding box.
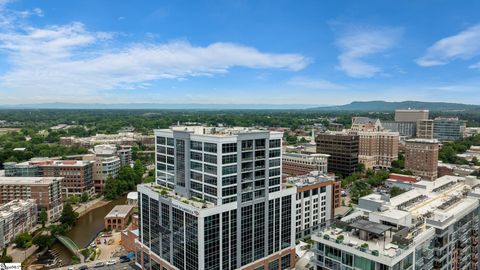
[0,103,320,110]
[310,101,480,112]
[0,101,478,111]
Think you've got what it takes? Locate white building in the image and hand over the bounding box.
[287,171,336,240]
[0,199,37,249]
[312,175,480,270]
[136,126,296,270]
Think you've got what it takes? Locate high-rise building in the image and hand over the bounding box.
[382,121,417,138]
[136,126,296,270]
[287,171,337,240]
[404,139,439,180]
[394,109,429,122]
[282,153,329,176]
[358,131,399,169]
[416,119,434,139]
[0,177,63,221]
[118,145,133,166]
[316,132,359,176]
[312,175,480,270]
[0,199,37,249]
[433,117,466,142]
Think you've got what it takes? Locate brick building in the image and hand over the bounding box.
[404,139,439,181]
[358,131,399,169]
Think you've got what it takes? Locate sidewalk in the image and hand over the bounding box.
[73,196,109,217]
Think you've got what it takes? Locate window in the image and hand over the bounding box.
[269,177,280,186]
[191,151,202,161]
[269,149,281,158]
[281,254,291,269]
[269,158,280,167]
[255,139,266,149]
[222,143,237,153]
[312,188,319,195]
[167,137,174,146]
[204,175,217,185]
[191,181,202,192]
[204,154,217,164]
[242,192,253,202]
[222,186,237,197]
[191,141,202,151]
[269,139,281,148]
[223,197,237,204]
[269,168,280,177]
[156,136,166,145]
[222,154,237,164]
[222,165,237,175]
[242,152,253,160]
[304,190,310,198]
[222,175,237,186]
[191,162,202,171]
[204,185,217,196]
[204,164,217,175]
[204,143,217,153]
[191,171,202,181]
[242,140,253,150]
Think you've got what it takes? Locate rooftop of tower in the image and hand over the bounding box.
[155,126,282,137]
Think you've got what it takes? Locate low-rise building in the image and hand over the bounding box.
[36,160,95,197]
[0,177,63,222]
[104,205,135,231]
[312,175,480,270]
[282,153,329,176]
[287,171,337,240]
[0,199,37,249]
[60,132,154,148]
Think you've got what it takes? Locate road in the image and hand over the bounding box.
[53,260,137,270]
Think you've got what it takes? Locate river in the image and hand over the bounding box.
[35,195,128,267]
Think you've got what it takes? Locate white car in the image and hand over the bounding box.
[106,260,116,266]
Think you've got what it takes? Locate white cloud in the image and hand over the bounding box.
[287,76,345,90]
[469,62,480,69]
[0,20,309,100]
[335,27,402,78]
[416,24,480,67]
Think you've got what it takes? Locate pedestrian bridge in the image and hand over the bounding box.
[55,235,85,263]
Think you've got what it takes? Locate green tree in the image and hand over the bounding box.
[133,160,145,184]
[390,187,407,197]
[81,192,89,203]
[60,202,79,227]
[0,248,12,263]
[33,235,56,249]
[14,232,32,249]
[104,175,119,200]
[39,208,48,228]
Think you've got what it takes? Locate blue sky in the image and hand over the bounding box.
[0,0,480,105]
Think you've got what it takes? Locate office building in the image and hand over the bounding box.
[282,153,329,176]
[382,121,417,138]
[416,119,434,139]
[0,199,37,249]
[351,117,382,132]
[433,117,466,142]
[404,139,439,180]
[394,109,429,122]
[0,177,63,222]
[118,145,133,166]
[3,161,40,177]
[287,171,337,240]
[312,175,480,270]
[85,144,121,192]
[136,126,296,270]
[358,131,399,169]
[316,131,359,176]
[37,160,95,197]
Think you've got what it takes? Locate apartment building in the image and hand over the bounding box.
[357,131,399,169]
[0,199,37,249]
[282,153,329,176]
[0,177,63,222]
[36,160,95,197]
[312,175,480,270]
[288,172,337,240]
[416,119,434,139]
[136,126,296,270]
[118,145,133,166]
[316,131,359,176]
[433,117,467,142]
[404,139,439,181]
[60,132,154,148]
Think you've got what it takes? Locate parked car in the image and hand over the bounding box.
[93,262,105,268]
[119,257,131,263]
[106,260,116,266]
[78,266,88,270]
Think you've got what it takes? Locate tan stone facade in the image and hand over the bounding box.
[358,131,399,169]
